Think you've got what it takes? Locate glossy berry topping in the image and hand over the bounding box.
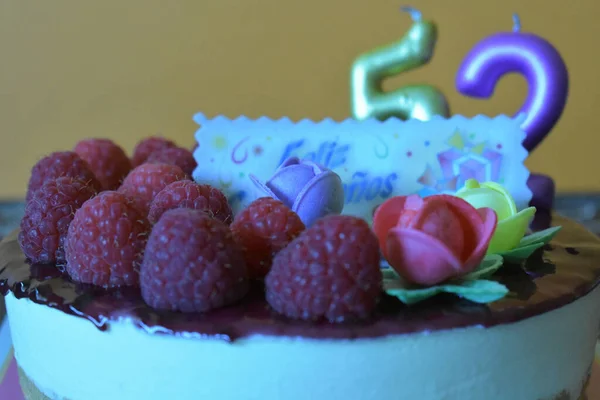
[74,138,132,190]
[118,163,189,215]
[65,191,151,287]
[265,215,382,322]
[18,177,98,264]
[148,180,232,224]
[26,151,101,201]
[131,136,176,167]
[231,197,305,279]
[146,146,198,176]
[140,208,249,312]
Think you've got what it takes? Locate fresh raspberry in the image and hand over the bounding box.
[131,136,176,167]
[65,191,151,287]
[74,138,132,190]
[231,197,305,279]
[118,163,189,214]
[265,215,382,322]
[148,180,232,224]
[26,151,101,202]
[146,146,197,176]
[18,177,98,264]
[140,208,249,312]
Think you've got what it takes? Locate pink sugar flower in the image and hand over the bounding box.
[373,194,497,286]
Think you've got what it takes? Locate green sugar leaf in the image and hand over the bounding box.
[499,242,545,263]
[460,254,504,281]
[384,276,509,305]
[519,226,562,248]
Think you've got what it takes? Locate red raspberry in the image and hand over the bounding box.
[140,208,249,312]
[74,138,132,190]
[146,146,197,176]
[26,151,101,202]
[65,191,151,287]
[18,177,98,264]
[265,215,382,322]
[131,136,176,167]
[231,197,305,279]
[148,181,232,224]
[118,163,189,214]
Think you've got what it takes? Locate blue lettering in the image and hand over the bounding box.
[322,142,335,168]
[380,173,398,198]
[343,172,398,204]
[305,141,336,167]
[279,140,305,165]
[316,142,330,166]
[329,144,349,170]
[366,178,382,201]
[346,171,368,203]
[278,140,350,170]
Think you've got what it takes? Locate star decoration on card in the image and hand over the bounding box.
[212,136,228,150]
[446,131,486,154]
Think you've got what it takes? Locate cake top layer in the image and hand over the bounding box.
[1,214,599,341]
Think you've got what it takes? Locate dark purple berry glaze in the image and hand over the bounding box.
[1,214,600,342]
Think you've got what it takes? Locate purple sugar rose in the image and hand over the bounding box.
[250,157,345,227]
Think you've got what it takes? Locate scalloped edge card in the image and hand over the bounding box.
[192,113,532,223]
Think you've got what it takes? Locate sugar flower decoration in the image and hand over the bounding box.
[456,179,536,254]
[250,157,344,227]
[373,194,497,286]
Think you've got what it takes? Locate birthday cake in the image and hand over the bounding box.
[0,6,590,399]
[0,109,598,400]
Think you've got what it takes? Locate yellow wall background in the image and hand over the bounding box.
[0,0,597,199]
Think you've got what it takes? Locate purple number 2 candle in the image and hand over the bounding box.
[456,14,569,152]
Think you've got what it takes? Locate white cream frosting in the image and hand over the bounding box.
[7,286,600,400]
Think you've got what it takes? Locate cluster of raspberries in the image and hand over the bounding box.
[18,137,383,322]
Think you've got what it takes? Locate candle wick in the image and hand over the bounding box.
[512,13,521,32]
[400,6,422,22]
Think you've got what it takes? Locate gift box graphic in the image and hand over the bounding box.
[437,131,504,189]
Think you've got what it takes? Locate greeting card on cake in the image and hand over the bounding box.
[192,113,531,222]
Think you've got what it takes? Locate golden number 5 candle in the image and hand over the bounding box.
[350,7,450,121]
